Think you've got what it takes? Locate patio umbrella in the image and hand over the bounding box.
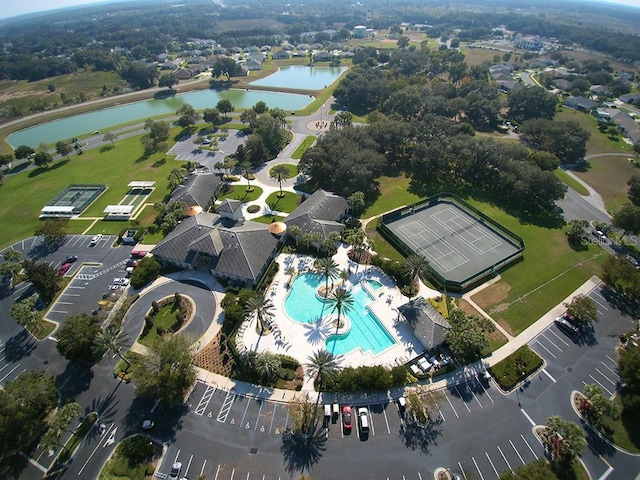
[268,221,287,235]
[185,205,203,216]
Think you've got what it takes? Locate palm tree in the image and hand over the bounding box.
[269,164,290,197]
[327,288,354,349]
[324,231,341,255]
[244,293,275,336]
[288,224,302,247]
[255,351,281,382]
[345,229,367,262]
[284,266,296,287]
[313,257,340,298]
[93,323,131,369]
[305,349,340,392]
[238,160,253,191]
[404,254,429,297]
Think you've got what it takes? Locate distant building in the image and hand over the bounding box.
[353,25,367,38]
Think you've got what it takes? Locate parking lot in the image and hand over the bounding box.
[45,235,133,323]
[168,130,245,167]
[156,371,545,480]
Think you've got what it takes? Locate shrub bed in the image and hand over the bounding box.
[489,345,543,391]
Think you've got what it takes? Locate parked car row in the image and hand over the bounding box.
[57,255,78,275]
[323,404,370,435]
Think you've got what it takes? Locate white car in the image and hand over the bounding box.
[89,234,101,246]
[169,462,182,480]
[113,278,130,286]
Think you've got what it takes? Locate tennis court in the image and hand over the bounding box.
[41,184,106,218]
[381,198,524,290]
[104,181,155,219]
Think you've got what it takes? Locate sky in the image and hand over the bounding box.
[1,0,639,20]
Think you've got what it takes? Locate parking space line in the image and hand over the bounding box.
[368,404,376,436]
[443,392,459,418]
[533,340,556,359]
[471,456,485,480]
[594,368,617,386]
[546,328,570,347]
[254,400,264,431]
[497,446,513,473]
[510,440,525,465]
[477,377,494,403]
[230,468,235,480]
[452,385,472,412]
[428,391,445,421]
[589,374,613,395]
[214,464,220,480]
[520,408,536,427]
[239,397,252,429]
[200,460,207,477]
[195,384,217,416]
[540,333,563,352]
[268,404,277,433]
[541,368,557,383]
[590,296,608,310]
[521,434,539,460]
[458,462,468,480]
[173,449,181,462]
[217,390,236,423]
[0,364,20,383]
[467,382,484,408]
[605,355,618,366]
[184,454,193,476]
[382,407,391,434]
[485,451,499,478]
[600,361,617,375]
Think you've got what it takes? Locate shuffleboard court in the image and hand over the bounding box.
[380,196,524,290]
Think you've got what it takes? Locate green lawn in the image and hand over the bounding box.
[554,168,589,196]
[0,132,185,250]
[252,214,286,224]
[268,163,298,178]
[488,345,543,391]
[139,303,181,348]
[600,396,640,453]
[469,200,605,334]
[265,191,301,213]
[217,184,263,203]
[556,109,633,156]
[57,412,97,464]
[363,175,423,218]
[291,136,316,159]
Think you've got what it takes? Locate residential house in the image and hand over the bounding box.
[285,189,347,239]
[313,51,334,62]
[272,50,291,60]
[397,297,451,351]
[620,93,640,105]
[553,79,572,91]
[175,68,195,80]
[563,96,598,111]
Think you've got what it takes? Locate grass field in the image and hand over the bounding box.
[555,109,632,156]
[554,169,590,196]
[361,175,604,334]
[291,136,316,159]
[0,132,185,249]
[217,184,263,203]
[265,191,301,213]
[268,163,298,178]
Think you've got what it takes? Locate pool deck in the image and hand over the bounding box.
[239,245,441,387]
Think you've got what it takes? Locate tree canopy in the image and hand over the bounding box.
[22,259,60,305]
[56,313,101,361]
[0,371,57,459]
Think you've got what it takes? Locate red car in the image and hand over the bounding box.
[342,405,352,432]
[57,263,72,276]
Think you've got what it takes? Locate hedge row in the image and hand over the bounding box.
[489,345,543,391]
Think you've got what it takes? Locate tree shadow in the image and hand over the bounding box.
[581,417,616,459]
[56,361,95,402]
[599,285,640,318]
[27,160,69,178]
[122,396,186,443]
[153,90,176,99]
[280,425,327,476]
[398,417,443,454]
[208,79,235,90]
[3,329,37,363]
[99,144,115,153]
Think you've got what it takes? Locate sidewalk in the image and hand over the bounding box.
[192,275,603,405]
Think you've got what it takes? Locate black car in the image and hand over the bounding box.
[65,255,78,263]
[555,313,580,336]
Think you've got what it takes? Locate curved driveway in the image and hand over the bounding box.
[122,276,219,351]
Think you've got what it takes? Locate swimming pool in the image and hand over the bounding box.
[366,279,384,291]
[284,273,396,355]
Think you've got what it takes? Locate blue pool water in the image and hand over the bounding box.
[366,279,384,291]
[284,273,396,355]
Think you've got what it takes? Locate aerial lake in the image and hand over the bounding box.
[8,89,314,148]
[250,65,347,90]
